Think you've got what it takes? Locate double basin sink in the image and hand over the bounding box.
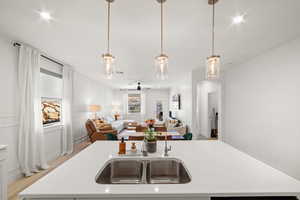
[95,157,191,184]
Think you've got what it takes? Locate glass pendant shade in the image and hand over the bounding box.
[155,54,168,80]
[102,53,115,79]
[206,55,220,80]
[206,0,221,80]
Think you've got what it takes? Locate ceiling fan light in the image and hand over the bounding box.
[206,55,220,80]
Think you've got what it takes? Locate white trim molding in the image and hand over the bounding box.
[43,124,63,133]
[0,115,18,128]
[7,167,22,184]
[0,145,8,200]
[74,135,88,144]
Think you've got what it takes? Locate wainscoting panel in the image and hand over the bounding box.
[44,125,63,162]
[0,114,21,183]
[0,115,18,128]
[0,114,66,183]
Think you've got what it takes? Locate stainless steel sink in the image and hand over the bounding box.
[96,159,144,184]
[147,158,191,184]
[95,158,191,184]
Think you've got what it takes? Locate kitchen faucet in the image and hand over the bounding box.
[164,135,171,156]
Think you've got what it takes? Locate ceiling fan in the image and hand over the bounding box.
[120,80,151,91]
[137,82,141,91]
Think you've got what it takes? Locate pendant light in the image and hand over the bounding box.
[206,0,220,80]
[155,0,168,80]
[102,0,115,79]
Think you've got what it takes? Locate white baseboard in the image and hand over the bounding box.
[7,151,63,184]
[8,167,23,184]
[74,135,88,144]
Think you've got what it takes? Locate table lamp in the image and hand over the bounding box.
[112,104,121,120]
[88,105,101,119]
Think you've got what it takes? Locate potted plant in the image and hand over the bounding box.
[144,129,157,153]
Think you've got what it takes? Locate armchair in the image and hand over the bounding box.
[86,120,117,143]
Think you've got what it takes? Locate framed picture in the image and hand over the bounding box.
[172,94,181,110]
[128,93,141,114]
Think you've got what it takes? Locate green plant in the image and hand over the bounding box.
[145,129,157,142]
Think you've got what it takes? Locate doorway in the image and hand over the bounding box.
[197,81,222,140]
[208,91,219,139]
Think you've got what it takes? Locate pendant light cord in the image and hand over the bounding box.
[107,1,111,54]
[161,1,164,54]
[212,0,215,56]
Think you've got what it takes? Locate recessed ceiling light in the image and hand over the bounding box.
[39,11,52,21]
[232,15,245,25]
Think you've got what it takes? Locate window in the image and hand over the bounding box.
[40,69,63,126]
[128,94,141,114]
[42,98,62,125]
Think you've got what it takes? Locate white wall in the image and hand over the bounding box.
[112,89,169,122]
[72,72,113,142]
[223,37,300,180]
[145,89,169,121]
[191,68,206,136]
[0,35,21,183]
[0,34,113,183]
[169,72,193,132]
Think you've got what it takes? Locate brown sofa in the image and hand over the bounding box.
[136,125,148,132]
[85,120,117,143]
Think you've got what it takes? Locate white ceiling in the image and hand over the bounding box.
[0,0,300,88]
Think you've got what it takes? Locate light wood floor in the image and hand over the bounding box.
[8,141,91,200]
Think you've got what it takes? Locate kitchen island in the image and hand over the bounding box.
[20,141,300,200]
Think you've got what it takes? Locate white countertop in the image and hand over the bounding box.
[20,141,300,199]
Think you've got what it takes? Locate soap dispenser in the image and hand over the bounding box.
[118,137,126,155]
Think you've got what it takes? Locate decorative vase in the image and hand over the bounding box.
[146,140,157,153]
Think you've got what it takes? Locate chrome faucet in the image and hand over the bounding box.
[164,136,171,156]
[142,140,148,156]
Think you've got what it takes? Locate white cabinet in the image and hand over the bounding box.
[0,145,8,200]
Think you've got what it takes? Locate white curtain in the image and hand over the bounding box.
[62,65,74,155]
[17,45,48,177]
